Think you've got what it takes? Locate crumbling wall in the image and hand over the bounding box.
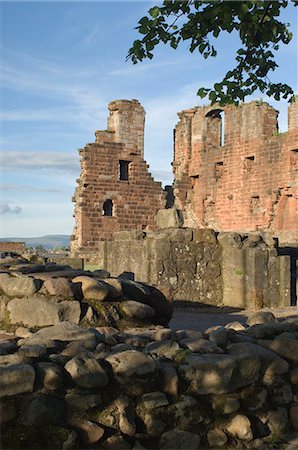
[98,225,291,309]
[173,99,298,245]
[71,100,166,260]
[0,242,26,254]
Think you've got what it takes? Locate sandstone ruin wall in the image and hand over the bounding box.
[173,99,298,245]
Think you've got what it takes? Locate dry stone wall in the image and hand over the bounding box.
[173,99,298,246]
[1,313,298,449]
[0,242,26,254]
[98,227,291,309]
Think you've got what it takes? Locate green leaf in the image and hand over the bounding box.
[149,6,160,18]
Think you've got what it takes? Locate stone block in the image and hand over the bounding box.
[0,364,35,397]
[156,208,183,229]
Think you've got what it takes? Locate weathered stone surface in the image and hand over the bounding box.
[18,322,102,346]
[272,382,292,405]
[247,322,293,339]
[35,362,64,390]
[0,340,17,355]
[226,414,253,441]
[159,362,179,396]
[212,394,240,415]
[23,394,66,426]
[43,277,74,298]
[146,340,180,359]
[179,353,260,394]
[156,208,183,229]
[0,400,17,424]
[72,275,109,301]
[121,300,155,321]
[207,428,228,447]
[65,392,102,411]
[140,392,169,410]
[228,342,289,384]
[259,407,288,435]
[0,275,42,297]
[262,334,298,363]
[64,355,108,388]
[181,337,223,353]
[69,419,105,445]
[247,311,276,326]
[0,364,35,397]
[7,297,81,327]
[120,280,150,303]
[106,350,158,390]
[208,326,228,346]
[101,278,123,299]
[290,406,298,430]
[159,429,201,449]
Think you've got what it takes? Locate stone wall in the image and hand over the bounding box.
[173,98,298,246]
[0,242,26,254]
[71,100,166,260]
[98,226,292,309]
[2,314,298,449]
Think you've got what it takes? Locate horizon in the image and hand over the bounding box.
[1,1,297,238]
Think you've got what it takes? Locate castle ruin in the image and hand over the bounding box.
[174,99,298,245]
[71,100,166,259]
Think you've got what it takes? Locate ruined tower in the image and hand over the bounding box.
[71,100,166,259]
[173,98,298,245]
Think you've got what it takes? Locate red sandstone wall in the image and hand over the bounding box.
[0,242,26,253]
[173,99,298,245]
[71,100,166,257]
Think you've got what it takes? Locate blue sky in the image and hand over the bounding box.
[0,1,297,237]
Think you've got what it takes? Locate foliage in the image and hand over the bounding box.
[127,0,297,105]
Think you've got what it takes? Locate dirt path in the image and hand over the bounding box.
[169,304,298,332]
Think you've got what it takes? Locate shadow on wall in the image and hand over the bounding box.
[278,246,298,306]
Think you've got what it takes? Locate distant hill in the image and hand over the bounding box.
[0,235,70,250]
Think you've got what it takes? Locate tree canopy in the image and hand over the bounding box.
[127,0,297,105]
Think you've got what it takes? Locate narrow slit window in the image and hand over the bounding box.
[102,199,113,216]
[251,195,260,213]
[290,149,298,168]
[119,160,131,180]
[215,161,224,181]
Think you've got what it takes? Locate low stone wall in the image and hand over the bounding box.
[98,229,291,309]
[1,312,298,449]
[0,258,173,331]
[0,242,26,254]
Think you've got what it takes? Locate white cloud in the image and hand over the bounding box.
[0,184,64,194]
[0,203,22,215]
[0,151,80,174]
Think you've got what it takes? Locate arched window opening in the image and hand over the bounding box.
[205,109,225,147]
[102,199,113,216]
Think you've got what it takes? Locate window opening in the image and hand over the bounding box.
[205,109,225,147]
[250,195,260,213]
[244,156,255,174]
[290,149,298,168]
[119,160,131,180]
[215,161,224,181]
[102,199,113,216]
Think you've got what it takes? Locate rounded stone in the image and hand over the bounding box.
[247,311,276,326]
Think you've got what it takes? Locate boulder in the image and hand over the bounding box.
[106,350,158,394]
[68,419,104,445]
[0,363,35,397]
[179,353,260,395]
[207,428,228,447]
[0,274,42,297]
[7,297,81,327]
[228,342,289,385]
[65,392,102,411]
[72,275,109,301]
[247,311,276,326]
[43,277,74,298]
[100,278,123,299]
[159,429,201,449]
[35,362,64,390]
[290,406,298,430]
[226,414,253,441]
[64,355,108,388]
[146,340,180,359]
[180,337,223,353]
[18,322,103,346]
[262,334,298,363]
[120,300,155,321]
[23,394,66,426]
